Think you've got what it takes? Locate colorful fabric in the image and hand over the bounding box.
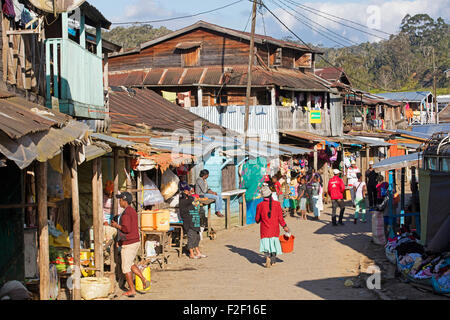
[255,198,286,238]
[259,237,283,255]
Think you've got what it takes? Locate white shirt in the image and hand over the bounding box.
[347,167,360,187]
[354,181,366,199]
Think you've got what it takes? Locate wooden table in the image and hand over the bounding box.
[169,222,184,257]
[140,230,168,269]
[221,189,247,229]
[199,198,215,239]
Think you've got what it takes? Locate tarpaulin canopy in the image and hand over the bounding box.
[373,153,422,172]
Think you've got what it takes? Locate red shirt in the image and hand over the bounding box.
[328,176,345,200]
[119,206,140,246]
[274,181,282,195]
[255,198,287,239]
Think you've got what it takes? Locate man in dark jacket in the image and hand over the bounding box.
[365,161,378,209]
[110,192,149,297]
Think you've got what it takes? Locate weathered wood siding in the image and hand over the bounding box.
[110,29,254,72]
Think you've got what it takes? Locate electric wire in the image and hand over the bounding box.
[272,0,360,47]
[261,1,395,92]
[269,0,350,47]
[284,0,390,41]
[287,0,392,36]
[111,0,245,25]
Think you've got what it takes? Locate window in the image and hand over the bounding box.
[440,158,450,172]
[425,157,437,170]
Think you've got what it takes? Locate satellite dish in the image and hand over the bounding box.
[29,0,86,14]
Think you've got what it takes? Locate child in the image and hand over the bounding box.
[179,186,207,259]
[353,172,367,223]
[297,177,308,220]
[271,175,283,203]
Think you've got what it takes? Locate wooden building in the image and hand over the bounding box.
[0,1,121,131]
[108,20,343,139]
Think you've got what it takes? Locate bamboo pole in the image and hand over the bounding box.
[70,146,81,300]
[113,148,119,217]
[36,161,49,300]
[97,158,104,277]
[92,159,102,276]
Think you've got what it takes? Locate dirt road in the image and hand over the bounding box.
[118,203,379,300]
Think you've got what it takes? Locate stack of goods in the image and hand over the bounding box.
[385,232,450,294]
[49,247,73,274]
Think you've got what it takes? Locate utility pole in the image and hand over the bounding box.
[432,47,438,124]
[244,0,258,149]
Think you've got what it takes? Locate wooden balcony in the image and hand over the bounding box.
[45,38,104,119]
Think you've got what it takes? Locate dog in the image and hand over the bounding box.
[209,228,217,240]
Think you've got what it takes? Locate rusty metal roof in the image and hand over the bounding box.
[109,66,330,91]
[0,90,71,139]
[108,87,227,134]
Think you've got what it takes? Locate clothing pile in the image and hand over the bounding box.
[385,233,450,294]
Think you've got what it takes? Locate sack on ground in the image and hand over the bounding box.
[372,211,386,245]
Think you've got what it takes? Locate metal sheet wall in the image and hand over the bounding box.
[189,106,279,144]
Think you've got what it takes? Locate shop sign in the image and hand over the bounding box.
[310,110,322,123]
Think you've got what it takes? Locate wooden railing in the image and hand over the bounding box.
[45,38,104,119]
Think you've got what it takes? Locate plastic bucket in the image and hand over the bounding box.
[135,266,151,292]
[279,235,295,253]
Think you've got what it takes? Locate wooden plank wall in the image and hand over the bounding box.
[1,14,45,96]
[109,29,314,73]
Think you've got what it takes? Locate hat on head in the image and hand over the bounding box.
[333,169,340,175]
[260,185,272,198]
[115,192,132,204]
[369,160,374,165]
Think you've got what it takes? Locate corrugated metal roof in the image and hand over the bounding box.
[0,92,70,139]
[376,91,431,103]
[109,66,330,91]
[373,153,422,172]
[108,87,227,134]
[90,132,136,148]
[85,141,112,161]
[344,135,392,147]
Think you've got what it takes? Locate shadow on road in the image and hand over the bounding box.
[226,245,284,267]
[295,276,374,300]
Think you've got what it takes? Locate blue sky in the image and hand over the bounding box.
[90,0,450,48]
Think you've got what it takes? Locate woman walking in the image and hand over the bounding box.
[310,174,322,220]
[255,186,290,268]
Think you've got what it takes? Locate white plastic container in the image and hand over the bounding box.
[80,277,111,300]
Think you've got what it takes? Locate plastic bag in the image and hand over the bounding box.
[145,241,158,258]
[143,175,164,206]
[160,169,180,200]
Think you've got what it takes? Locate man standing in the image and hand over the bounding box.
[365,161,378,209]
[195,169,224,217]
[328,169,346,226]
[347,160,360,207]
[110,192,149,297]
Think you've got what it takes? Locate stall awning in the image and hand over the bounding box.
[85,142,112,162]
[90,132,136,149]
[344,135,392,147]
[373,153,422,172]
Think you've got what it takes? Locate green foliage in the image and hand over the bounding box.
[316,14,449,93]
[93,24,173,50]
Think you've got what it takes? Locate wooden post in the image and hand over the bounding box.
[70,146,81,300]
[113,148,119,217]
[271,87,276,106]
[242,193,247,226]
[125,157,132,192]
[97,158,104,277]
[365,146,370,177]
[92,159,102,277]
[79,12,85,48]
[313,144,318,171]
[244,0,257,148]
[197,87,203,107]
[36,161,49,300]
[136,171,142,212]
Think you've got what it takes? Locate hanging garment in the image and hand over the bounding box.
[162,91,177,103]
[3,0,15,19]
[177,91,191,107]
